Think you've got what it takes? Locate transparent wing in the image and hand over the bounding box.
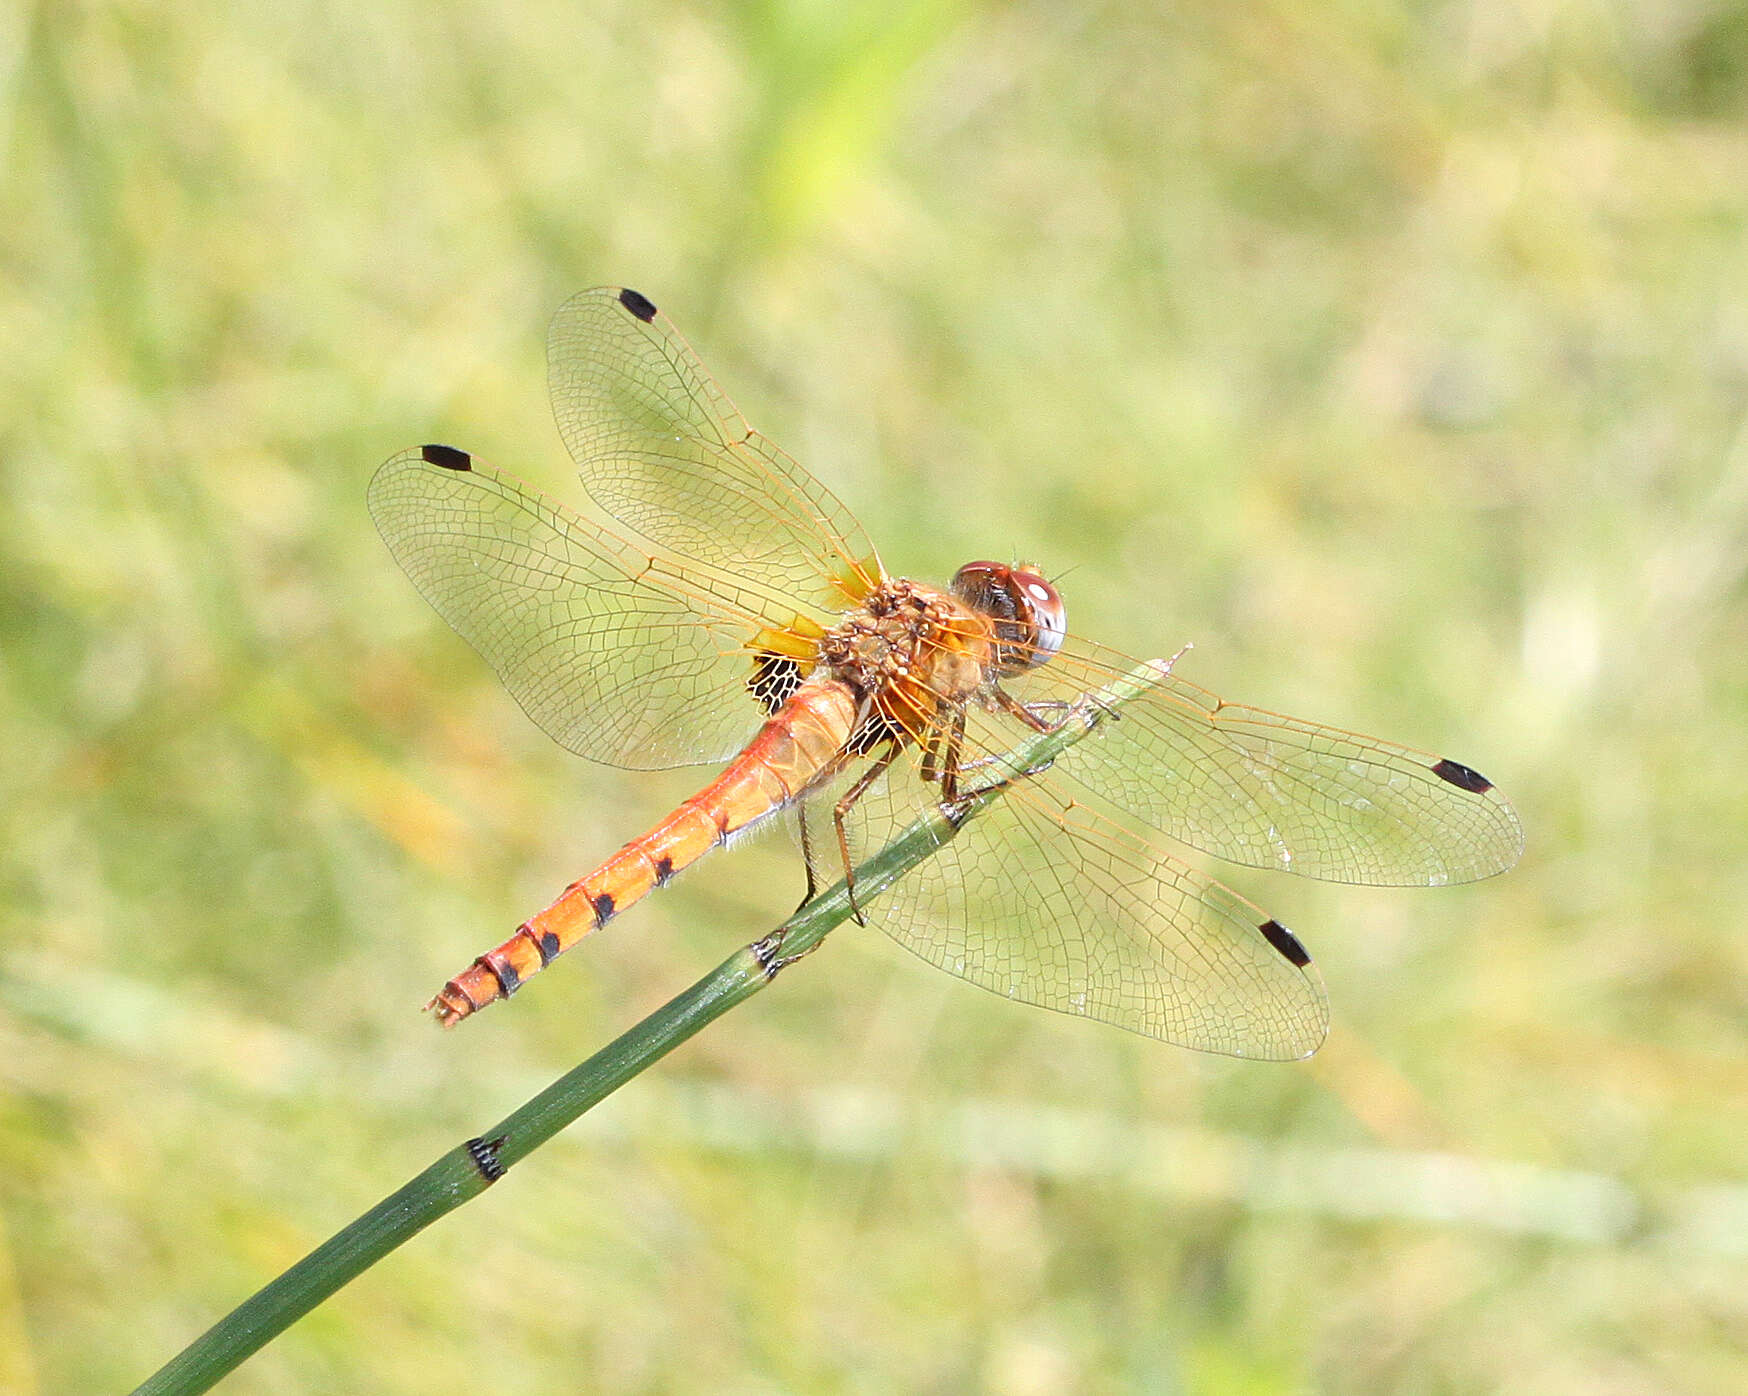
[809,747,1329,1060]
[993,638,1523,887]
[368,445,783,770]
[548,287,882,618]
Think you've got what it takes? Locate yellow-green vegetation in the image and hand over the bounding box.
[5,2,1747,1391]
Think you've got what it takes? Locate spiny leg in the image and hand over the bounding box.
[924,706,1025,826]
[759,800,833,976]
[993,686,1056,733]
[833,741,903,927]
[920,705,968,800]
[916,697,1057,819]
[757,742,902,976]
[793,799,823,913]
[991,684,1115,735]
[936,684,1119,821]
[790,747,860,916]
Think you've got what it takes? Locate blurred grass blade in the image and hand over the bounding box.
[130,660,1165,1396]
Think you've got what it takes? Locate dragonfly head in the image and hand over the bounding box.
[951,561,1067,675]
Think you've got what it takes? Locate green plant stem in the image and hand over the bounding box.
[131,660,1166,1396]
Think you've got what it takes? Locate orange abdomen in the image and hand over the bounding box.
[428,678,860,1025]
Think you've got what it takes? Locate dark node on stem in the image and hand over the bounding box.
[420,443,472,471]
[1258,918,1312,968]
[653,855,675,884]
[752,933,785,979]
[1431,757,1493,793]
[591,892,617,924]
[536,930,561,964]
[618,288,658,322]
[465,1135,507,1183]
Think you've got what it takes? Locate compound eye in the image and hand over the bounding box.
[1009,569,1066,668]
[950,560,1006,604]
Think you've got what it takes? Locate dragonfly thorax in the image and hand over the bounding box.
[818,577,994,719]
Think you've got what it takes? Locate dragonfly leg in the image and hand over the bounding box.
[940,760,1057,826]
[920,706,968,799]
[753,926,828,978]
[834,742,902,926]
[992,684,1116,735]
[941,686,1121,822]
[928,708,1028,824]
[790,747,861,914]
[760,814,831,974]
[793,800,823,913]
[755,742,902,973]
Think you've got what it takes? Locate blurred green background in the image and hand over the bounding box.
[4,1,1748,1391]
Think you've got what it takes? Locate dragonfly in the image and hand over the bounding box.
[369,286,1522,1060]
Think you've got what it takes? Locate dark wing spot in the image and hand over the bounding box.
[537,930,561,965]
[421,443,472,471]
[591,892,617,924]
[1431,758,1493,794]
[653,855,675,884]
[1258,918,1311,968]
[618,288,658,322]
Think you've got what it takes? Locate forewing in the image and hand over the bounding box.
[815,748,1329,1060]
[547,287,882,616]
[998,638,1523,887]
[368,445,778,770]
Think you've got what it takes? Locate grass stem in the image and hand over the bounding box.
[130,661,1163,1395]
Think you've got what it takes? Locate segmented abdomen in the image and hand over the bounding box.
[428,678,860,1025]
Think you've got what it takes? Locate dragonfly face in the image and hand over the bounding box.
[950,560,1068,674]
[371,286,1522,1058]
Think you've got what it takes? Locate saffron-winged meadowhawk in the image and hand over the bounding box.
[368,287,1521,1060]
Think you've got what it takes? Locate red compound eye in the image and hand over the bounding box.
[951,561,1067,673]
